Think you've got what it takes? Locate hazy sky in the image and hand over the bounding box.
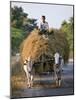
[11,2,73,29]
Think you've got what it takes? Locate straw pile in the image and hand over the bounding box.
[20,29,69,65]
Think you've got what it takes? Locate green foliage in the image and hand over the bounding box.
[11,28,24,54]
[11,6,28,28]
[60,17,73,51]
[11,6,37,55]
[11,6,37,29]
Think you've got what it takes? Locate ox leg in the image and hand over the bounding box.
[55,74,59,86]
[54,65,58,85]
[30,74,34,87]
[27,73,31,88]
[23,65,31,88]
[54,71,59,86]
[54,65,60,86]
[58,72,62,87]
[58,79,61,87]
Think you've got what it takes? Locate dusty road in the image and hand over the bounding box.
[11,61,74,98]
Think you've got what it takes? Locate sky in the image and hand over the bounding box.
[11,2,73,29]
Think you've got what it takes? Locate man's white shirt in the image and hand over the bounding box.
[39,21,49,30]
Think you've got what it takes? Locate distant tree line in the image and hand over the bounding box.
[60,17,73,51]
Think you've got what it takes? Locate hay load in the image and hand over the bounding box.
[20,29,69,72]
[20,29,52,62]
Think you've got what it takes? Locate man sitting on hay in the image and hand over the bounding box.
[38,15,50,40]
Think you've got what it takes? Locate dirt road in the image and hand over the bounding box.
[11,61,74,98]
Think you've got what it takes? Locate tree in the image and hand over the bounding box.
[11,6,37,55]
[60,17,73,51]
[11,6,28,28]
[11,6,37,30]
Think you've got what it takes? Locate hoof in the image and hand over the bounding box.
[55,79,61,87]
[27,84,31,88]
[28,86,31,88]
[31,84,33,87]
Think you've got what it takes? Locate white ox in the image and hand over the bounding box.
[54,52,64,87]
